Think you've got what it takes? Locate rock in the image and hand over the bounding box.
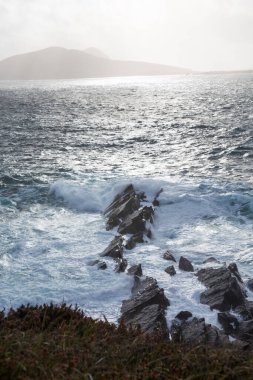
[228,262,243,284]
[118,206,154,235]
[152,188,163,207]
[97,261,107,270]
[104,184,141,230]
[233,300,253,321]
[236,319,253,344]
[115,258,128,273]
[171,317,229,346]
[197,267,246,312]
[247,279,253,292]
[88,260,107,270]
[179,257,194,272]
[127,264,142,277]
[120,276,169,335]
[175,311,192,321]
[163,251,176,262]
[165,265,176,276]
[100,235,124,259]
[218,312,239,335]
[125,233,144,250]
[203,257,220,264]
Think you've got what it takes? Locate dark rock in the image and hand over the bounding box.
[218,312,239,335]
[104,184,141,230]
[247,279,253,292]
[230,339,251,350]
[114,258,128,273]
[163,251,176,262]
[127,264,142,277]
[100,235,124,259]
[97,261,107,270]
[175,311,192,321]
[165,265,176,276]
[152,188,163,207]
[203,257,220,264]
[88,260,107,270]
[125,233,144,250]
[146,229,152,239]
[120,276,169,335]
[228,262,243,284]
[118,206,154,235]
[171,317,229,346]
[179,256,194,272]
[197,267,246,312]
[233,300,253,321]
[237,319,253,344]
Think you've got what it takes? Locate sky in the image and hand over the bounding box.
[0,0,253,71]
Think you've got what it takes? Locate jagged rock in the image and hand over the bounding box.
[197,267,246,312]
[175,311,192,321]
[125,233,144,250]
[233,300,253,321]
[218,312,239,335]
[163,251,176,262]
[165,265,176,276]
[236,319,253,344]
[127,264,142,277]
[228,262,243,284]
[203,257,220,264]
[247,279,253,292]
[104,184,141,230]
[179,257,194,272]
[100,235,124,259]
[171,317,229,346]
[115,258,128,273]
[120,276,169,335]
[118,206,154,235]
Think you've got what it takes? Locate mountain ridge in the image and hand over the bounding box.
[0,46,192,80]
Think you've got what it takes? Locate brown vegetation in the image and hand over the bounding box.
[0,304,253,379]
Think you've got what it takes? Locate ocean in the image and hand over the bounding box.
[0,74,252,327]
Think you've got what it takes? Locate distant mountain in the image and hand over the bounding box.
[0,47,192,80]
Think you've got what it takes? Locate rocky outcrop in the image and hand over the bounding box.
[120,276,169,335]
[197,266,245,312]
[203,257,220,264]
[88,260,107,270]
[171,317,229,346]
[118,206,154,235]
[175,311,192,321]
[179,257,194,272]
[114,258,128,273]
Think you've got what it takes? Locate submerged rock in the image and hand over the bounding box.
[120,276,169,335]
[88,260,107,270]
[125,233,144,250]
[179,257,194,272]
[197,266,245,312]
[203,257,220,264]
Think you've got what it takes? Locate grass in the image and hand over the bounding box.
[0,304,252,379]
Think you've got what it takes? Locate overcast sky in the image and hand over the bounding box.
[0,0,253,71]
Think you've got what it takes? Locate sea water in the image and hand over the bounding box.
[0,74,252,328]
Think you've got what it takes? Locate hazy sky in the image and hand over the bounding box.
[0,0,253,71]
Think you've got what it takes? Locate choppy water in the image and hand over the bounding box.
[0,74,253,327]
